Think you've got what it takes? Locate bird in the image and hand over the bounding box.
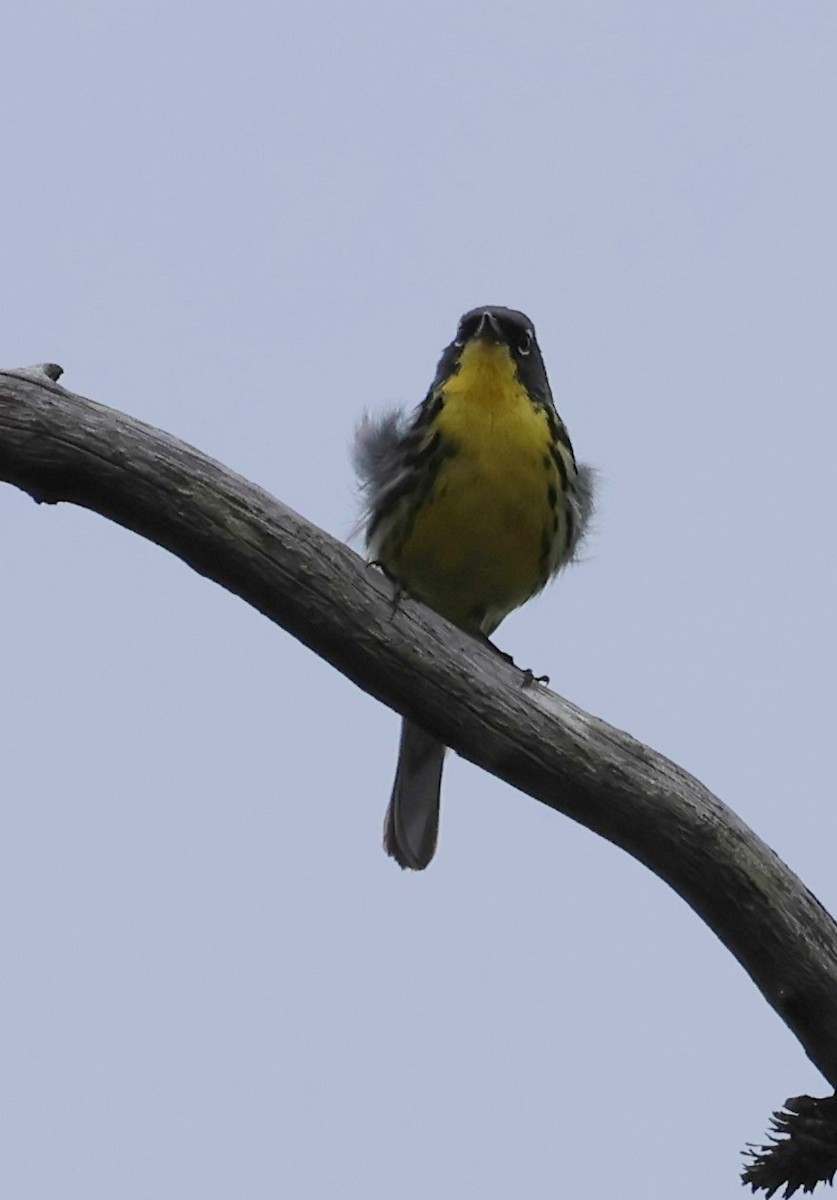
[353,306,593,869]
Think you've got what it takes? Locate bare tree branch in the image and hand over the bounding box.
[3,365,837,1188]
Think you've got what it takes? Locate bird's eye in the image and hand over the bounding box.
[519,331,533,356]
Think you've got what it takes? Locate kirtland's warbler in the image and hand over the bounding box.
[354,306,593,869]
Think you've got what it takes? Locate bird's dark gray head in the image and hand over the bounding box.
[430,306,553,405]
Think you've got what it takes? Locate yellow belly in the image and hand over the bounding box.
[392,342,559,633]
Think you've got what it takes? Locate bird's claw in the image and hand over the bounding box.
[480,635,549,686]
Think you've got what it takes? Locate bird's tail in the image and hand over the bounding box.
[384,719,446,870]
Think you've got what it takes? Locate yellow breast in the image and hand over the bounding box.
[394,340,560,634]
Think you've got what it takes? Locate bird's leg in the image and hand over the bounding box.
[369,560,406,618]
[388,581,406,618]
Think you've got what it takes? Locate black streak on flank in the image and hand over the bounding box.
[418,390,445,429]
[405,429,442,469]
[539,529,553,579]
[549,442,568,491]
[565,506,575,551]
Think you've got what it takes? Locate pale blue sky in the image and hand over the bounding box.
[2,2,836,1196]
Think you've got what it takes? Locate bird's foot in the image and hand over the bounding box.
[521,667,550,688]
[479,635,549,686]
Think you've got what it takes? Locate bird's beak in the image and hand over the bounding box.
[474,310,502,343]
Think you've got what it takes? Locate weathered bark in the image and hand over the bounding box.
[2,365,837,1187]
